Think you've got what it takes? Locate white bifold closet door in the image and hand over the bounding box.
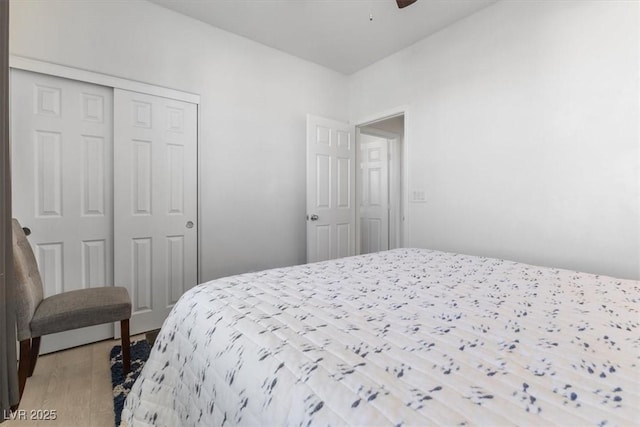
[11,70,198,351]
[11,69,115,353]
[113,89,198,336]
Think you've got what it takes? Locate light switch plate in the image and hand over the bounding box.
[411,189,426,203]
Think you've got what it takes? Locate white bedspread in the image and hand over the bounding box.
[122,248,639,426]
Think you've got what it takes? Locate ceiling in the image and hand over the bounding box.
[148,0,497,75]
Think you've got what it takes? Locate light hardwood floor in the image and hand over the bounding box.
[5,336,143,427]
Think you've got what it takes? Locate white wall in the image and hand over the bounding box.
[10,0,349,280]
[350,1,639,279]
[10,0,639,281]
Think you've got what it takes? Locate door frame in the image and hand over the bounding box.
[357,127,401,254]
[9,56,200,104]
[354,106,410,253]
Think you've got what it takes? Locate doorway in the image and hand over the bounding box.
[357,114,404,255]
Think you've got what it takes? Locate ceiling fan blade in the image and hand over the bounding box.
[396,0,418,8]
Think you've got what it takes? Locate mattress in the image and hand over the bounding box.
[122,248,639,426]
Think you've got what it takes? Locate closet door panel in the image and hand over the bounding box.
[11,69,114,353]
[114,89,198,335]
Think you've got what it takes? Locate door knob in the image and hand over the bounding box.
[310,215,319,221]
[186,221,194,229]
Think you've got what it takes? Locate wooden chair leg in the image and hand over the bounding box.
[121,319,131,375]
[28,336,41,377]
[17,339,31,404]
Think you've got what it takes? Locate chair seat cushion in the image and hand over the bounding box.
[30,287,131,337]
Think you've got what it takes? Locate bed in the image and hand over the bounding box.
[121,248,639,426]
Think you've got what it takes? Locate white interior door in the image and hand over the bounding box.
[359,133,389,254]
[11,69,114,353]
[388,136,403,249]
[306,114,355,262]
[114,89,198,335]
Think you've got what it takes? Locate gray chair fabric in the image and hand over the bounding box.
[12,219,43,341]
[30,287,131,337]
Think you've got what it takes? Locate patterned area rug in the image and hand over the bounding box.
[110,339,152,426]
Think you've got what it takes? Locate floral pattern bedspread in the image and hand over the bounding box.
[122,248,639,426]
